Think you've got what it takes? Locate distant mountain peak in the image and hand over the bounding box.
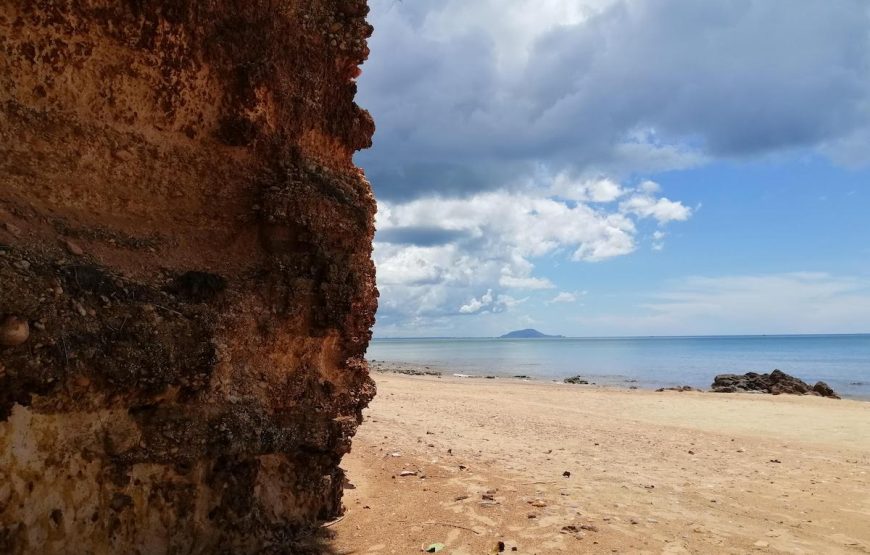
[499,328,564,339]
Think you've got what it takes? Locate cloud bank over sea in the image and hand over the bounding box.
[357,0,870,336]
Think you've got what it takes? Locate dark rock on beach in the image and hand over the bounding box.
[712,370,840,399]
[656,386,701,392]
[811,381,838,398]
[395,367,442,377]
[369,362,442,376]
[564,376,589,385]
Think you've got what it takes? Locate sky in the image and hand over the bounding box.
[354,0,870,338]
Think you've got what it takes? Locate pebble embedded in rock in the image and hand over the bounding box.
[113,149,134,161]
[1,315,30,346]
[64,239,84,256]
[4,222,22,237]
[109,493,133,512]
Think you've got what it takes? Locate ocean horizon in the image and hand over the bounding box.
[374,333,870,340]
[368,334,870,400]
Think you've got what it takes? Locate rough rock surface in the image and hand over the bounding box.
[711,370,840,399]
[0,1,377,552]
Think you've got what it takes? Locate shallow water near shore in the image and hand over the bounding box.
[368,334,870,399]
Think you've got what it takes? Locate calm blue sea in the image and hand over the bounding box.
[367,335,870,400]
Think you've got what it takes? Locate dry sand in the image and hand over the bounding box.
[326,372,870,554]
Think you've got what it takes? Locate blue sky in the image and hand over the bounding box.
[355,0,870,337]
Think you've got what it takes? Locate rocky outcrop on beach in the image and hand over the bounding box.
[711,370,840,399]
[0,1,376,553]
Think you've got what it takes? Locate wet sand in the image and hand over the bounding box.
[328,372,870,554]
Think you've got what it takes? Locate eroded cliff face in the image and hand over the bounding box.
[0,1,377,552]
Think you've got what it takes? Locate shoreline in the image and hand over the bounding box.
[328,371,870,554]
[369,360,870,401]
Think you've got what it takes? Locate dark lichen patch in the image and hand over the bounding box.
[87,313,216,396]
[62,264,125,298]
[1,249,217,418]
[51,220,163,251]
[216,113,259,146]
[166,271,227,303]
[49,509,63,527]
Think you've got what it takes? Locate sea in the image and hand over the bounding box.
[367,335,870,400]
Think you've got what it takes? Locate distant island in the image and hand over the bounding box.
[499,328,564,339]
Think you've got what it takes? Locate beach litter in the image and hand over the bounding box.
[423,543,445,553]
[561,525,585,539]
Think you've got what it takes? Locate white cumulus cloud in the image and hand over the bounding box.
[373,178,690,331]
[549,291,581,304]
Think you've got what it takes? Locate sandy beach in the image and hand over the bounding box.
[325,371,870,554]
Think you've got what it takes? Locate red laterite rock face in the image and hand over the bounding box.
[0,1,377,552]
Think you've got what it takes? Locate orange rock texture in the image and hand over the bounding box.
[0,1,377,552]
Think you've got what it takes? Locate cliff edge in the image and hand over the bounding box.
[0,1,377,552]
